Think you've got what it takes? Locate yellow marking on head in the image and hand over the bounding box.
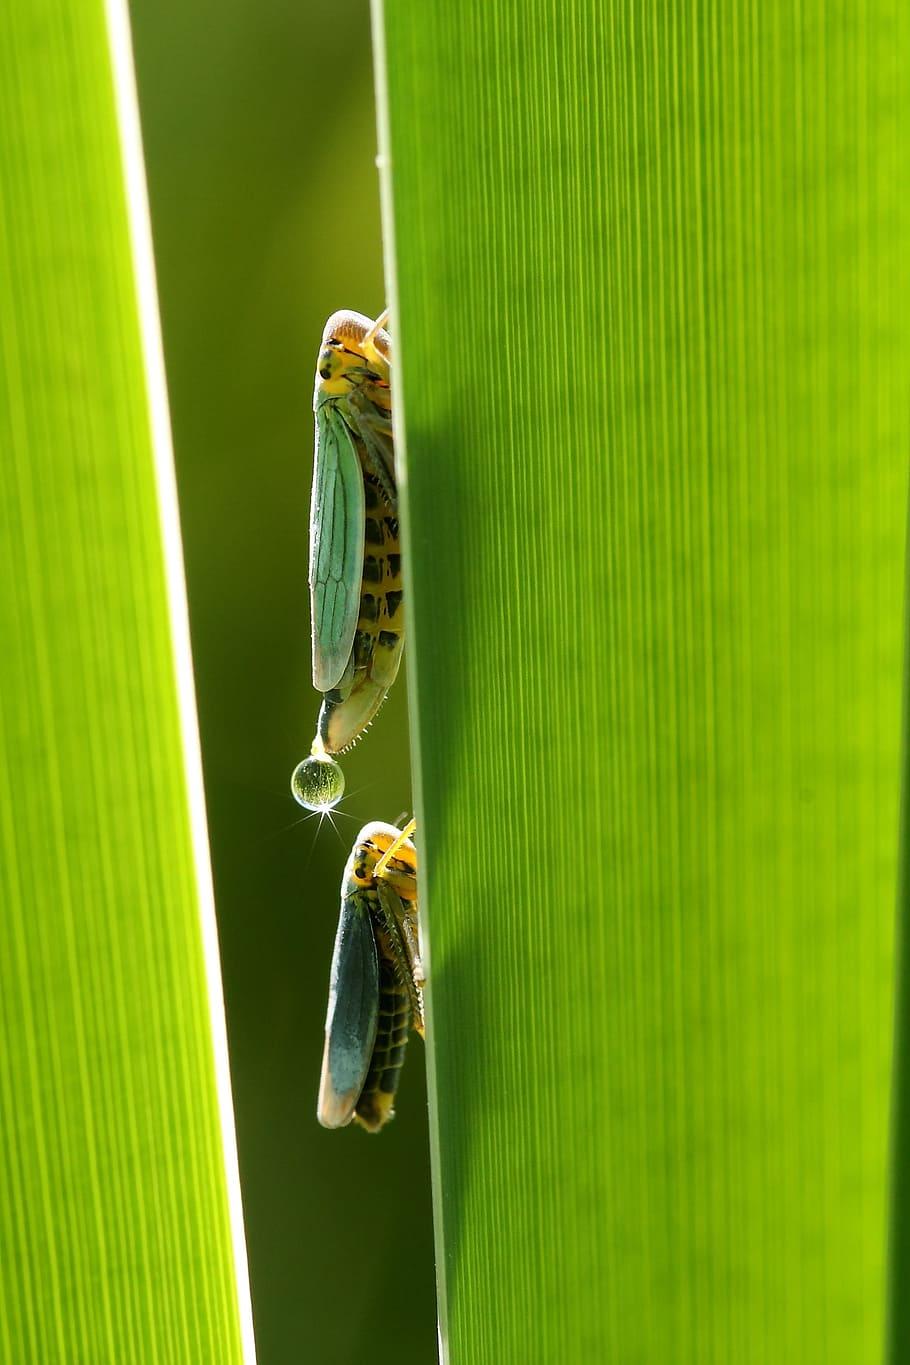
[374,818,417,879]
[315,309,391,399]
[322,308,390,361]
[348,854,374,890]
[343,822,417,901]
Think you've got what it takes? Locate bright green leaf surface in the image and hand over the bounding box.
[376,5,910,1362]
[0,3,247,1360]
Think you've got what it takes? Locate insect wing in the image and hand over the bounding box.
[309,402,365,692]
[317,890,379,1129]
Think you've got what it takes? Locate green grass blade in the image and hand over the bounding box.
[374,4,910,1361]
[0,2,252,1359]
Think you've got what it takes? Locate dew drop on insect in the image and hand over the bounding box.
[290,752,345,812]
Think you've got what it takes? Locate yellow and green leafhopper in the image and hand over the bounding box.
[291,309,403,813]
[318,820,423,1133]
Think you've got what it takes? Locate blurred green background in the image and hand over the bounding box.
[128,2,436,1360]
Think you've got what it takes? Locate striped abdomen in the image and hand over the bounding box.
[354,926,412,1133]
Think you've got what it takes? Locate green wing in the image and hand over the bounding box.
[317,891,379,1129]
[309,402,364,692]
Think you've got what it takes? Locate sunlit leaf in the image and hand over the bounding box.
[0,3,250,1359]
[375,4,910,1361]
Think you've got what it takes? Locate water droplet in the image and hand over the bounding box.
[290,752,345,812]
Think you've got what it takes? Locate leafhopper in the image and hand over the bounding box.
[291,309,403,812]
[318,820,423,1133]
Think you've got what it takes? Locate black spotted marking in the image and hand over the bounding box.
[362,556,382,584]
[364,518,383,546]
[319,365,332,380]
[353,946,415,1115]
[363,483,380,510]
[379,630,399,649]
[387,554,401,578]
[359,594,379,623]
[353,630,372,666]
[386,590,403,618]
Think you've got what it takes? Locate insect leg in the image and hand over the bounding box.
[360,309,390,359]
[374,818,417,878]
[376,880,425,1037]
[374,821,423,1033]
